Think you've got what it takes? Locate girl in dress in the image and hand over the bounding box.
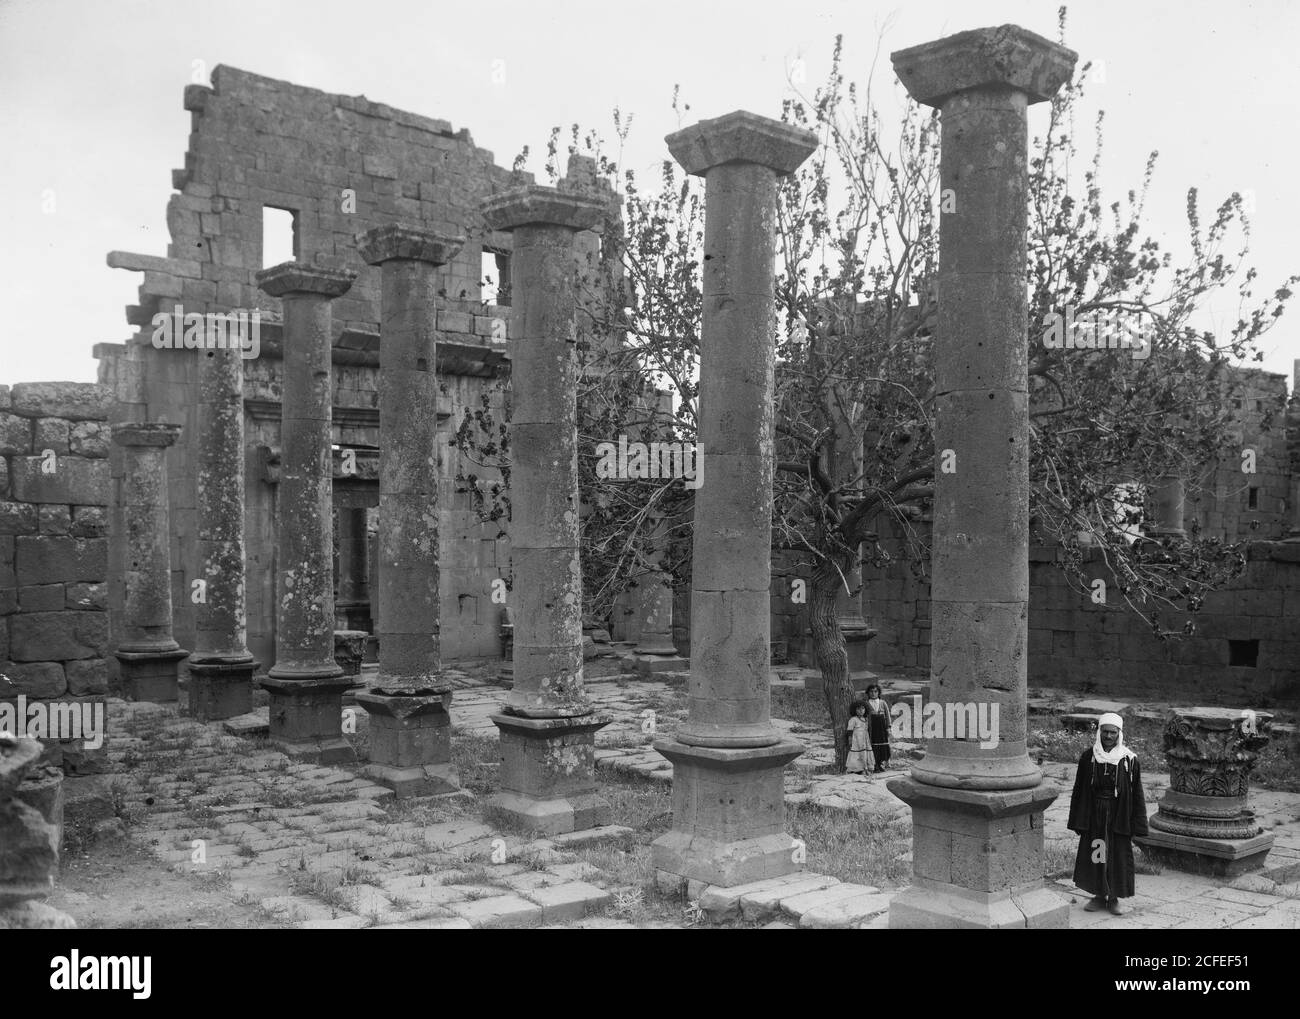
[865,684,892,773]
[846,700,871,775]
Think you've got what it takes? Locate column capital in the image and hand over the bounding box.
[891,24,1077,108]
[666,110,817,177]
[481,185,605,233]
[111,421,182,448]
[356,224,465,267]
[255,262,357,299]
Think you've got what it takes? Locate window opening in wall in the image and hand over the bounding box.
[262,206,299,268]
[482,248,511,306]
[1228,639,1259,668]
[1248,487,1259,509]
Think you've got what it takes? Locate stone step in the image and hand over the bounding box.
[740,875,843,923]
[799,888,892,929]
[779,883,876,922]
[698,872,833,922]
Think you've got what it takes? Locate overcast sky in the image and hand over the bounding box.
[1,0,1295,386]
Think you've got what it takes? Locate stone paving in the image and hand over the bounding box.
[57,665,1300,929]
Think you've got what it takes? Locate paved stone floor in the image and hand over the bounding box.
[57,665,1300,929]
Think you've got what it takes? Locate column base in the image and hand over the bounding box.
[887,775,1068,929]
[487,712,610,835]
[354,690,458,798]
[633,654,689,679]
[187,657,257,721]
[260,673,356,764]
[1136,830,1274,878]
[116,648,189,703]
[650,738,804,887]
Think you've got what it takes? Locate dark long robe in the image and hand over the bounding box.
[1068,748,1150,899]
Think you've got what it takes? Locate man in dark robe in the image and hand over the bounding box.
[1068,712,1149,916]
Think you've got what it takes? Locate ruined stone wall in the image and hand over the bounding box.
[101,66,527,669]
[864,522,1300,704]
[0,382,112,766]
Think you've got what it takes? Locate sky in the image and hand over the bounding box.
[0,0,1296,386]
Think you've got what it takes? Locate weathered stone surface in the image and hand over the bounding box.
[798,889,893,929]
[0,900,76,928]
[10,612,107,661]
[10,382,111,422]
[0,662,66,697]
[69,506,107,538]
[69,421,109,458]
[37,505,71,535]
[15,537,106,585]
[0,502,37,535]
[33,418,70,455]
[65,659,110,696]
[891,24,1077,107]
[8,457,110,505]
[18,585,64,613]
[0,413,30,455]
[666,111,819,177]
[65,582,106,610]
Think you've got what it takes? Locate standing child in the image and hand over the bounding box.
[865,684,891,773]
[846,700,871,775]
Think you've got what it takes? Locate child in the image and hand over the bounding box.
[865,684,891,773]
[846,700,871,775]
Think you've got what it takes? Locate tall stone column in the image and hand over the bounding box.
[113,421,188,701]
[188,343,257,720]
[886,25,1076,928]
[481,185,611,834]
[1285,359,1300,541]
[335,506,371,630]
[256,263,357,763]
[632,566,687,672]
[354,224,463,797]
[651,111,816,889]
[1148,473,1187,539]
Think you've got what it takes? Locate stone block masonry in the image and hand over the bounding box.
[0,382,112,775]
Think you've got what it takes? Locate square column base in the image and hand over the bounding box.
[887,775,1069,929]
[354,691,458,798]
[260,674,356,764]
[116,648,188,703]
[487,712,610,835]
[651,738,805,888]
[1136,830,1274,878]
[187,659,257,721]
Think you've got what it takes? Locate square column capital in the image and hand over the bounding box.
[891,24,1077,108]
[256,262,357,299]
[666,110,817,177]
[356,224,465,267]
[481,185,605,233]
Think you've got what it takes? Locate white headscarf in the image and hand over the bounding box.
[1092,712,1137,765]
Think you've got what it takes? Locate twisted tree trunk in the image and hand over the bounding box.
[810,556,856,772]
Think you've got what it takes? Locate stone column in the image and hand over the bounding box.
[335,506,371,630]
[0,735,75,928]
[481,185,611,834]
[353,224,463,797]
[1138,707,1274,876]
[632,567,687,676]
[886,25,1076,928]
[1285,359,1300,540]
[113,421,188,701]
[188,342,257,720]
[651,111,816,890]
[1148,473,1187,539]
[256,263,357,763]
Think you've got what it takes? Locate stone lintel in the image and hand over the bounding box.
[480,185,605,233]
[665,110,818,177]
[256,262,357,299]
[356,224,465,267]
[111,421,182,448]
[887,775,1061,819]
[891,24,1077,108]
